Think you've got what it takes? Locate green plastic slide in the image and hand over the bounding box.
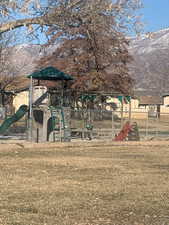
[0,105,28,134]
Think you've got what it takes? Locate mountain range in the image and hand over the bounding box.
[129,28,169,94]
[7,28,169,95]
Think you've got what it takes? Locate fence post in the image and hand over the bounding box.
[82,102,85,140]
[156,112,159,138]
[129,98,132,123]
[121,96,124,128]
[146,111,149,138]
[112,110,115,140]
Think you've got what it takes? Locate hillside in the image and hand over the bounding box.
[8,44,56,76]
[129,28,169,94]
[4,28,169,94]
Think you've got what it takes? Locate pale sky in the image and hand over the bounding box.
[141,0,169,32]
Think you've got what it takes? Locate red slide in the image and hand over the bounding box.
[114,121,132,141]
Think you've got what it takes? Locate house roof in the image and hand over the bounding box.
[139,96,163,105]
[134,89,162,97]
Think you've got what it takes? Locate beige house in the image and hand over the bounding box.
[12,89,169,120]
[161,95,169,113]
[13,91,29,111]
[107,95,169,119]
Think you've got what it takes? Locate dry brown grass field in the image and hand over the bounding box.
[0,144,169,225]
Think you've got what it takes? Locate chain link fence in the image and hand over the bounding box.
[1,107,169,141]
[70,108,169,141]
[129,111,169,140]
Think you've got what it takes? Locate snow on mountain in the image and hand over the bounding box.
[130,28,169,54]
[5,44,58,77]
[129,28,169,93]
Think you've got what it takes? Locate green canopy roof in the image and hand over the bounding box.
[27,66,73,81]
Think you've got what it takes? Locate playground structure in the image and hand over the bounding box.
[0,66,140,142]
[27,67,73,142]
[0,67,73,142]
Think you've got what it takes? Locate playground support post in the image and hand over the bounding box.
[28,76,33,142]
[59,110,62,142]
[61,80,64,107]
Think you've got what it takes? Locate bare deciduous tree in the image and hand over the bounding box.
[0,0,142,36]
[37,0,143,93]
[0,0,143,94]
[0,32,28,93]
